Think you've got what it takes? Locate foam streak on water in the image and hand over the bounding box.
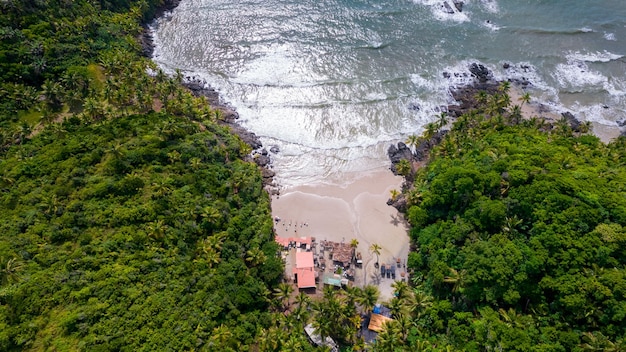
[152,0,626,187]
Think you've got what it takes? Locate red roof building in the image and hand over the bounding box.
[293,251,316,289]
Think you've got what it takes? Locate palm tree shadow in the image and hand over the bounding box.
[389,214,401,226]
[370,272,382,286]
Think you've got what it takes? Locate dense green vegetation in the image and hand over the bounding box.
[396,85,626,351]
[0,1,287,350]
[0,113,283,350]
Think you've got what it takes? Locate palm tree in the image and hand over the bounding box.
[211,324,233,348]
[273,283,294,312]
[41,79,64,112]
[396,159,412,177]
[358,285,379,314]
[245,247,267,267]
[294,291,311,310]
[1,257,23,286]
[475,91,489,105]
[423,122,438,142]
[405,134,421,153]
[389,189,400,202]
[344,285,362,308]
[202,232,226,253]
[497,92,512,110]
[375,320,403,351]
[395,313,412,341]
[388,297,410,318]
[311,316,333,348]
[146,220,167,241]
[410,289,433,319]
[406,189,423,206]
[579,121,592,134]
[518,92,531,108]
[391,280,411,300]
[443,267,466,294]
[437,112,448,130]
[498,80,511,94]
[281,336,303,352]
[204,250,220,268]
[509,105,523,125]
[189,157,202,170]
[151,179,172,198]
[200,205,221,228]
[369,243,381,267]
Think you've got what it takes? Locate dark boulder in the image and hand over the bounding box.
[453,1,464,12]
[255,155,271,167]
[387,142,413,164]
[561,112,582,132]
[387,194,408,213]
[469,63,492,83]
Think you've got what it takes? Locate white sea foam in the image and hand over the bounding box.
[553,51,626,98]
[570,103,621,126]
[412,0,470,22]
[567,50,623,63]
[479,0,499,13]
[604,32,616,41]
[554,61,607,92]
[580,27,594,33]
[483,20,501,31]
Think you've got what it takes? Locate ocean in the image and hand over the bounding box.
[151,0,626,187]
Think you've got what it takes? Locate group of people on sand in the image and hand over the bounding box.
[274,216,309,233]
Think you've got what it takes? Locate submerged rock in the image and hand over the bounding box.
[442,1,455,14]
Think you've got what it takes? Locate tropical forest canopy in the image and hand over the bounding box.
[401,88,626,351]
[1,0,626,351]
[0,0,285,350]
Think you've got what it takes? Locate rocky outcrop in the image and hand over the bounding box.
[388,142,413,164]
[469,63,492,83]
[561,112,582,132]
[387,194,408,213]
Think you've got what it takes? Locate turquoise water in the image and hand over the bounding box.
[152,0,626,186]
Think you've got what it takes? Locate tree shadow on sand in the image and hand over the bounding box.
[389,214,401,226]
[370,272,382,286]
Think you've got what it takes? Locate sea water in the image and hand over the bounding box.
[151,0,626,187]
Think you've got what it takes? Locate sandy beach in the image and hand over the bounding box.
[272,168,409,300]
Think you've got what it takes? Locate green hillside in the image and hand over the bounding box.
[0,1,283,350]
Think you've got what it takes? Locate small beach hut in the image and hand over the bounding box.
[304,324,339,351]
[368,313,394,332]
